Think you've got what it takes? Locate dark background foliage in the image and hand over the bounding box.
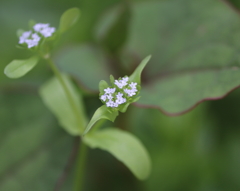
[1,0,240,190]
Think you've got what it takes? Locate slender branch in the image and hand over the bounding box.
[74,141,88,191]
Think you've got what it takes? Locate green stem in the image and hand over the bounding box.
[74,141,88,191]
[43,56,89,190]
[45,57,82,129]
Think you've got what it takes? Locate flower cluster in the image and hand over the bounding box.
[19,23,56,48]
[100,76,139,108]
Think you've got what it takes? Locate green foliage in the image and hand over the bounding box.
[99,80,109,94]
[87,55,150,135]
[39,74,87,135]
[129,55,151,85]
[3,0,240,190]
[57,0,240,116]
[83,128,151,180]
[0,93,73,191]
[4,56,39,78]
[16,29,25,37]
[83,105,118,135]
[125,0,240,114]
[59,7,81,33]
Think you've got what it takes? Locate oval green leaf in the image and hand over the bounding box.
[83,128,151,180]
[59,7,80,33]
[4,56,39,78]
[39,73,87,135]
[83,105,118,135]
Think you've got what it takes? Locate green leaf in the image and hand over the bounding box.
[83,105,118,135]
[124,0,240,114]
[28,19,36,29]
[109,75,115,86]
[39,73,87,135]
[129,55,151,85]
[99,80,109,94]
[83,128,151,180]
[118,102,130,113]
[59,7,80,33]
[56,44,111,91]
[0,93,73,191]
[4,56,39,78]
[16,29,25,37]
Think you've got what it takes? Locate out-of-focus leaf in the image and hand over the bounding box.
[123,0,240,115]
[0,93,73,191]
[59,7,80,33]
[16,29,25,37]
[28,20,36,29]
[4,56,39,79]
[129,55,151,85]
[39,73,87,135]
[83,128,151,180]
[56,44,111,91]
[83,105,118,135]
[95,3,131,53]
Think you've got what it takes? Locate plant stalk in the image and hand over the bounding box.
[45,57,83,129]
[45,57,89,191]
[74,141,88,191]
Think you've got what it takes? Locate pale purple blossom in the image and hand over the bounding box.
[19,32,40,48]
[100,94,107,101]
[129,82,137,89]
[104,87,115,94]
[100,76,139,108]
[33,23,55,37]
[114,79,128,89]
[124,88,137,97]
[19,31,32,44]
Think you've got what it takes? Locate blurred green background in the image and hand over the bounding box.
[1,0,240,190]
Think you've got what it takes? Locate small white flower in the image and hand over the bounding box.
[113,102,119,107]
[106,101,113,107]
[107,94,113,100]
[124,88,137,97]
[19,31,32,44]
[33,23,50,32]
[100,94,107,101]
[114,79,128,89]
[116,97,126,104]
[100,76,139,108]
[114,80,122,88]
[116,92,123,99]
[122,77,129,82]
[129,82,137,89]
[104,87,115,94]
[106,100,118,108]
[33,23,56,37]
[20,32,40,48]
[40,27,56,37]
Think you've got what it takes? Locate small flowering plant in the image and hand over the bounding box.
[4,6,152,191]
[100,76,140,110]
[4,7,80,79]
[18,23,56,49]
[83,55,151,135]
